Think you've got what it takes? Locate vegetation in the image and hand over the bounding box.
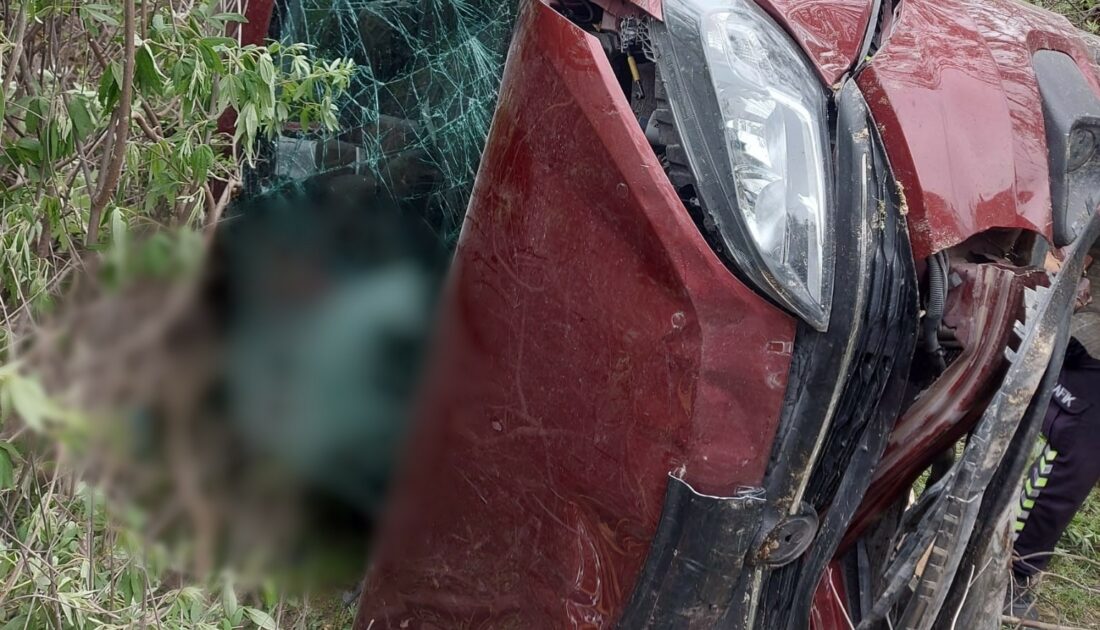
[1035,489,1100,628]
[1031,0,1099,34]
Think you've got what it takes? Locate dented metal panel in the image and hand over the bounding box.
[757,0,874,85]
[842,263,1044,551]
[858,0,1100,260]
[353,2,794,627]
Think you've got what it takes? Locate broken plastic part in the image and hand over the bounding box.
[1032,49,1100,247]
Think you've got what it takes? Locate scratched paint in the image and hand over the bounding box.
[353,3,794,627]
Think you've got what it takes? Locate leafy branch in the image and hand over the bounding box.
[0,0,355,327]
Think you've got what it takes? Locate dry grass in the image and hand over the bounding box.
[1035,490,1100,628]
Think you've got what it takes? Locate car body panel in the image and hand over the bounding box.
[232,0,1100,626]
[858,0,1100,260]
[843,263,1042,550]
[241,0,274,45]
[602,0,664,19]
[353,3,795,627]
[757,0,874,85]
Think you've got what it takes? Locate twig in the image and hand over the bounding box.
[1001,616,1091,630]
[1,2,30,98]
[204,176,239,237]
[949,563,976,630]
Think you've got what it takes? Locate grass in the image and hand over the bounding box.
[1036,489,1100,628]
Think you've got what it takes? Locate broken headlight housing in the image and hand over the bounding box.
[654,0,835,330]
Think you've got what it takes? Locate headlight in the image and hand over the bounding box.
[653,0,835,330]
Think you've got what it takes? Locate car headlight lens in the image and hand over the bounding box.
[654,0,835,330]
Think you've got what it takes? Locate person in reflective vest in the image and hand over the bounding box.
[1008,337,1100,618]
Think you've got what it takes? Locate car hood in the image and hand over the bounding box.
[857,0,1100,259]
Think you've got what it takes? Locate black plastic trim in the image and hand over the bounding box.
[885,207,1100,630]
[617,476,765,628]
[754,81,920,630]
[1033,49,1100,247]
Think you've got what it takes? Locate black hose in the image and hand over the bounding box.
[923,251,948,370]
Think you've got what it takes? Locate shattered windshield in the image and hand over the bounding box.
[258,0,518,244]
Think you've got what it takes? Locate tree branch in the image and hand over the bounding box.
[86,0,136,246]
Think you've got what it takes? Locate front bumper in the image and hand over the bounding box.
[620,34,921,622]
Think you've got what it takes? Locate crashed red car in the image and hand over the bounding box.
[239,0,1100,628]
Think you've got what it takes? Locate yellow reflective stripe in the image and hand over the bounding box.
[1022,498,1035,510]
[1015,519,1026,531]
[1036,476,1049,488]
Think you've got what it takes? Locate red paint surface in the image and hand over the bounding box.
[353,2,794,627]
[758,0,874,85]
[599,0,663,20]
[241,0,275,45]
[858,0,1100,260]
[810,564,854,630]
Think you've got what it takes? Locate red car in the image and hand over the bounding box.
[241,0,1100,628]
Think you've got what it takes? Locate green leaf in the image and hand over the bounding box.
[221,579,239,620]
[257,55,276,86]
[131,568,144,604]
[212,13,248,23]
[244,607,276,630]
[79,3,119,27]
[241,103,258,142]
[190,144,215,180]
[0,441,17,490]
[5,373,56,431]
[11,137,43,166]
[97,67,120,109]
[200,36,236,49]
[135,43,165,95]
[24,96,46,136]
[66,97,95,141]
[2,616,28,630]
[42,120,64,161]
[110,61,123,92]
[190,594,203,622]
[197,40,226,75]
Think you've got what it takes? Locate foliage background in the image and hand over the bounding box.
[0,0,355,627]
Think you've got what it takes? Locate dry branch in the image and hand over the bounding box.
[87,0,136,246]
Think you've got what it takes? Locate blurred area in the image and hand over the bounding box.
[16,168,453,595]
[0,0,517,612]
